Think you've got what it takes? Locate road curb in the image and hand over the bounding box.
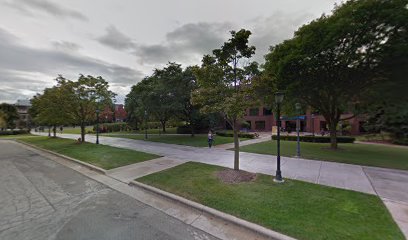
[16,140,107,175]
[129,180,297,240]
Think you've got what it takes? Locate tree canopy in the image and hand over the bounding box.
[261,0,408,148]
[0,103,19,129]
[31,75,115,141]
[192,29,259,170]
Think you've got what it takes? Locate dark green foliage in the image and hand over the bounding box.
[176,125,207,134]
[193,29,259,170]
[0,129,30,135]
[215,131,256,139]
[94,123,130,133]
[261,0,408,149]
[271,135,355,143]
[0,103,19,129]
[126,63,195,133]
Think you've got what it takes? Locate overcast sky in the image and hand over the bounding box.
[0,0,341,104]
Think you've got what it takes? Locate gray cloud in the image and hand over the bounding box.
[0,28,143,103]
[249,12,314,63]
[4,0,88,21]
[96,22,233,65]
[52,41,81,52]
[96,17,309,67]
[134,22,233,65]
[97,25,136,50]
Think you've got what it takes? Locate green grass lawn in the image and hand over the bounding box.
[61,126,94,134]
[0,134,37,139]
[103,134,249,147]
[138,162,404,240]
[238,140,408,170]
[19,136,160,170]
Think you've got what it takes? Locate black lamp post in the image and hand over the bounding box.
[96,109,100,144]
[295,103,301,157]
[144,110,148,140]
[274,92,284,183]
[311,114,315,137]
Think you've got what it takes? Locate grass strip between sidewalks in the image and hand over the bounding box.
[103,134,249,147]
[137,162,404,240]
[238,140,408,170]
[19,136,160,170]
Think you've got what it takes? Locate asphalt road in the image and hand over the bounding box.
[0,140,218,240]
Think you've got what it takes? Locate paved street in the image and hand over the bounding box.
[0,140,218,240]
[32,133,408,237]
[40,133,405,196]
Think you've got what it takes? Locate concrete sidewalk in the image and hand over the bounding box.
[34,132,408,237]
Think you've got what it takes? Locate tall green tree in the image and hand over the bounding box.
[0,111,7,129]
[193,29,258,170]
[126,63,199,133]
[30,85,74,137]
[56,75,116,142]
[262,0,408,149]
[0,103,19,129]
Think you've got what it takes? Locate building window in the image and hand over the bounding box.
[263,108,272,116]
[320,121,327,131]
[255,121,265,130]
[249,108,259,116]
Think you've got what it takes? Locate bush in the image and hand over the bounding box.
[393,138,408,146]
[215,131,257,139]
[271,135,355,143]
[176,125,208,134]
[94,123,130,133]
[0,129,30,135]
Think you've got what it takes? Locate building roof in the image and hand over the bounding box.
[16,99,31,107]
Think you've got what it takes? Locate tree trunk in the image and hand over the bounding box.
[190,123,195,137]
[233,119,239,170]
[329,121,338,149]
[48,126,51,137]
[161,121,166,133]
[53,125,56,137]
[80,123,85,142]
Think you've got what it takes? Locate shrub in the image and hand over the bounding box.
[215,131,257,139]
[0,129,30,135]
[176,125,208,134]
[94,123,130,133]
[393,138,408,146]
[271,135,355,143]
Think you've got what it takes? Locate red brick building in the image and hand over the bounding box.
[100,104,127,123]
[242,106,366,135]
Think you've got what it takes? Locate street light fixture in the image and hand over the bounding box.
[311,114,315,138]
[295,103,301,158]
[96,108,100,144]
[274,91,284,183]
[144,110,148,140]
[95,96,105,145]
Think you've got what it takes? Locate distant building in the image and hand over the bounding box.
[15,99,31,128]
[241,106,366,135]
[100,104,127,123]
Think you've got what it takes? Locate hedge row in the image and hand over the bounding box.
[0,130,30,135]
[215,131,257,139]
[94,123,130,133]
[176,126,208,134]
[393,138,408,146]
[271,135,355,143]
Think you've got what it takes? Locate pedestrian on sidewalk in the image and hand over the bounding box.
[60,126,63,134]
[208,130,214,148]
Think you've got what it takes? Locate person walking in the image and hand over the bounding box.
[208,130,214,148]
